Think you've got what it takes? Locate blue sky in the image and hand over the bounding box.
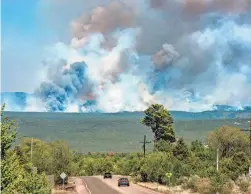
[1,0,63,92]
[2,0,42,92]
[1,0,94,92]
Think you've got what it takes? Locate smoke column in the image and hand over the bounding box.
[3,0,251,112]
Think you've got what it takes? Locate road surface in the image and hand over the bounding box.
[82,177,120,194]
[80,176,161,194]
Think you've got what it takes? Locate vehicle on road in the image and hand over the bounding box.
[103,172,112,179]
[118,177,130,187]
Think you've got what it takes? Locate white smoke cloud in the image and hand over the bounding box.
[2,0,251,113]
[24,97,46,112]
[96,74,153,112]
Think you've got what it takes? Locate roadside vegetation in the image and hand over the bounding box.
[1,104,250,193]
[1,105,51,194]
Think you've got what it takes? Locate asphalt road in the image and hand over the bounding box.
[82,177,120,194]
[81,176,161,194]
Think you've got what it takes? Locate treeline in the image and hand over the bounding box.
[14,127,250,193]
[1,104,251,194]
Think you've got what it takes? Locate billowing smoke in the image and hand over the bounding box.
[3,0,251,112]
[36,61,91,111]
[152,44,180,70]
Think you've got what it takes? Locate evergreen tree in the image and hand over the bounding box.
[173,138,190,160]
[141,104,175,143]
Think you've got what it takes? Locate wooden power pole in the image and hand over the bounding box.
[139,135,151,158]
[241,117,251,148]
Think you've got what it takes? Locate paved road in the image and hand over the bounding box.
[81,175,161,194]
[82,177,120,194]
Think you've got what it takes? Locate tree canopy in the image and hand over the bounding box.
[141,104,175,143]
[207,125,250,158]
[1,105,51,193]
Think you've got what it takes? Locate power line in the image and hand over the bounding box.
[139,135,151,158]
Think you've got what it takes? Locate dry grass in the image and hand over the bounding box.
[137,182,196,194]
[52,177,76,194]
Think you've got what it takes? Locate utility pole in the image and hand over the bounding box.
[139,135,151,158]
[31,137,33,164]
[240,117,251,148]
[216,148,219,172]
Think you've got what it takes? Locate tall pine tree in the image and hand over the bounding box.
[141,104,176,143]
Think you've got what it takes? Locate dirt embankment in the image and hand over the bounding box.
[136,182,195,194]
[52,177,90,194]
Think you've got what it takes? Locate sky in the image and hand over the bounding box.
[1,0,64,92]
[1,0,251,112]
[1,0,107,92]
[2,0,40,92]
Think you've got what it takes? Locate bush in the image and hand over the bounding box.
[177,176,189,187]
[185,175,214,194]
[94,158,114,174]
[210,172,228,193]
[221,152,249,180]
[141,172,148,182]
[236,175,250,192]
[196,178,212,194]
[173,161,191,179]
[154,140,173,153]
[183,175,214,194]
[221,181,235,194]
[184,175,200,191]
[141,152,173,182]
[132,174,141,183]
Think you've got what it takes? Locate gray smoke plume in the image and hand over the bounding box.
[36,61,91,111]
[71,0,135,49]
[152,44,180,70]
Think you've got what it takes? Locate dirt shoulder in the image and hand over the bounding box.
[52,177,90,194]
[75,177,90,194]
[136,182,196,194]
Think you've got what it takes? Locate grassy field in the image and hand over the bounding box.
[4,111,250,153]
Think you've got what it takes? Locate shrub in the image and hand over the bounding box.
[196,178,213,194]
[210,172,228,193]
[183,175,213,194]
[177,176,189,187]
[154,140,173,153]
[141,152,173,182]
[236,175,250,192]
[185,175,200,191]
[140,172,148,182]
[221,181,235,194]
[221,152,249,180]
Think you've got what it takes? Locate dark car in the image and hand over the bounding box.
[118,177,130,187]
[103,172,112,179]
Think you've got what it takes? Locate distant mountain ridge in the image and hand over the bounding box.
[1,92,251,119]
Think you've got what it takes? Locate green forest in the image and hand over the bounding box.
[1,104,251,194]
